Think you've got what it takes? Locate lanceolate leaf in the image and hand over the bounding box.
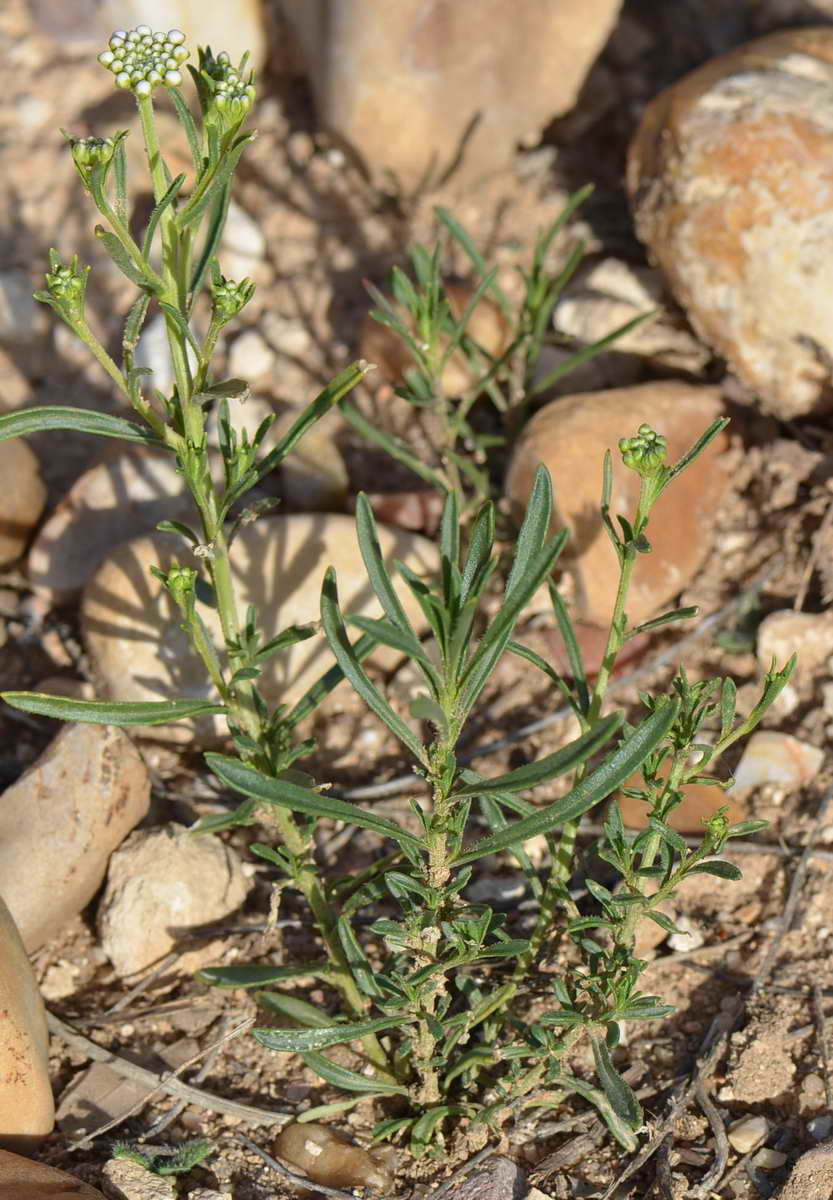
[456,701,678,864]
[196,963,331,989]
[1,692,225,726]
[303,1052,408,1096]
[0,407,160,446]
[590,1033,643,1129]
[253,1015,410,1053]
[204,753,421,851]
[449,713,621,798]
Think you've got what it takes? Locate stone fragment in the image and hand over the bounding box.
[227,329,275,381]
[505,382,729,626]
[732,1042,796,1104]
[82,514,439,744]
[273,1123,395,1191]
[0,896,53,1152]
[220,199,267,264]
[0,439,47,565]
[0,724,150,952]
[776,1141,833,1198]
[754,1148,788,1170]
[727,1115,768,1154]
[97,2,268,72]
[617,781,745,835]
[447,1155,527,1199]
[101,1160,176,1200]
[282,0,622,189]
[808,1117,833,1142]
[28,449,197,601]
[97,824,250,977]
[628,29,833,419]
[0,1147,104,1198]
[757,609,833,690]
[729,731,824,796]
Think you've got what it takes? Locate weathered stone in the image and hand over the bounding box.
[282,0,622,189]
[730,731,824,796]
[757,609,833,689]
[775,1141,833,1198]
[0,1147,103,1198]
[628,29,833,419]
[0,439,46,566]
[227,329,275,381]
[97,823,250,977]
[97,2,267,72]
[728,1114,769,1154]
[0,271,41,345]
[28,449,196,601]
[447,1155,527,1199]
[505,382,729,626]
[82,514,439,745]
[0,897,53,1152]
[618,782,745,835]
[0,724,150,951]
[101,1159,176,1200]
[56,1064,150,1139]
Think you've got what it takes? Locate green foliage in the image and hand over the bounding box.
[112,1138,214,1176]
[4,22,796,1167]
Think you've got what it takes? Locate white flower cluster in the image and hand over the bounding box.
[98,26,189,96]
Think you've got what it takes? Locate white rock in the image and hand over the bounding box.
[667,914,704,953]
[729,731,824,796]
[221,199,267,262]
[0,439,47,565]
[757,609,833,685]
[465,876,527,906]
[0,271,40,344]
[727,1114,768,1153]
[82,514,439,744]
[0,724,150,952]
[98,823,250,977]
[753,1148,788,1170]
[0,896,53,1151]
[29,448,196,601]
[227,328,275,380]
[135,313,199,397]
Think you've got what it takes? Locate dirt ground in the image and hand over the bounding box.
[4,1,833,1197]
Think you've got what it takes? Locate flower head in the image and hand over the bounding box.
[199,47,256,127]
[98,26,189,96]
[619,424,668,479]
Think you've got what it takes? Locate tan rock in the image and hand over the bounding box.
[273,1123,394,1191]
[282,0,622,189]
[81,514,439,745]
[628,29,833,419]
[0,898,53,1152]
[505,382,729,626]
[757,608,833,686]
[0,1147,103,1198]
[0,439,46,565]
[618,781,745,835]
[101,1159,176,1200]
[97,824,250,977]
[0,724,151,951]
[777,1142,833,1197]
[730,731,824,796]
[28,448,196,601]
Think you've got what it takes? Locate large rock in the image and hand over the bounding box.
[0,1147,103,1198]
[0,897,53,1152]
[281,0,622,189]
[97,824,250,977]
[628,29,833,420]
[0,439,46,565]
[28,448,196,602]
[775,1142,833,1200]
[81,514,439,745]
[505,382,729,627]
[0,724,150,951]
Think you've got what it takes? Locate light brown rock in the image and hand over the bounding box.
[282,0,622,189]
[618,781,745,835]
[628,29,833,419]
[0,1147,103,1198]
[81,514,439,745]
[273,1123,394,1191]
[505,382,730,626]
[97,824,250,977]
[0,724,150,951]
[101,1159,176,1200]
[28,449,196,601]
[0,439,46,565]
[0,897,53,1152]
[757,608,833,687]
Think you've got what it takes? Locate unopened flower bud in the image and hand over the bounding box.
[200,47,256,127]
[42,252,89,316]
[211,270,255,323]
[98,26,189,95]
[67,134,115,171]
[619,424,668,478]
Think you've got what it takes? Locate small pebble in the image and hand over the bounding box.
[727,1115,768,1153]
[221,198,266,261]
[668,914,704,953]
[808,1115,833,1141]
[753,1148,788,1170]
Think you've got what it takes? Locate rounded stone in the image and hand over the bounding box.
[628,28,833,419]
[505,382,729,627]
[0,439,46,565]
[0,724,151,951]
[0,1147,103,1197]
[81,514,439,745]
[0,898,54,1152]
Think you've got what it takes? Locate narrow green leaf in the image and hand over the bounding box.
[205,752,421,850]
[340,402,449,493]
[532,312,655,396]
[456,700,678,863]
[95,227,151,287]
[0,407,159,445]
[141,174,186,259]
[320,567,427,764]
[196,963,330,989]
[336,916,384,999]
[256,991,333,1028]
[451,713,621,798]
[348,615,434,670]
[355,494,420,638]
[434,207,512,317]
[628,606,698,638]
[253,1015,408,1053]
[460,502,495,603]
[302,1052,407,1096]
[668,418,731,484]
[688,860,742,881]
[169,85,203,170]
[284,632,376,727]
[1,692,225,726]
[562,1072,639,1153]
[254,624,317,662]
[590,1033,642,1129]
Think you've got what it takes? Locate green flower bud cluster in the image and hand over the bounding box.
[43,252,89,315]
[67,135,115,171]
[98,26,189,96]
[202,49,256,122]
[619,424,668,478]
[211,271,256,323]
